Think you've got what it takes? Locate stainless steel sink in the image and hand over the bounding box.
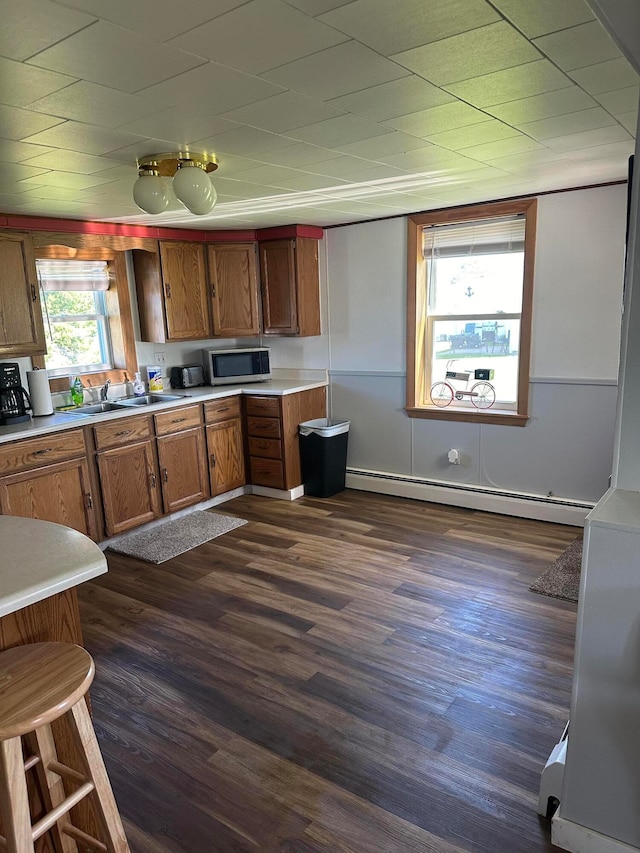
[66,401,124,414]
[113,393,186,407]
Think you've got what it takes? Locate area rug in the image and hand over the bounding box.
[530,538,583,602]
[108,510,247,564]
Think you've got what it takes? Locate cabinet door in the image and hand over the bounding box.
[259,239,298,335]
[0,458,96,538]
[157,426,209,514]
[208,243,260,337]
[97,440,160,536]
[0,232,46,356]
[206,419,246,496]
[159,242,210,341]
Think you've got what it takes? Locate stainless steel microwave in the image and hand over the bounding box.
[204,347,271,385]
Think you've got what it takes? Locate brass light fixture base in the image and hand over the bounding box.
[137,152,218,177]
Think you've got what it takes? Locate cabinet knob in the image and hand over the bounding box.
[86,493,93,509]
[162,467,169,482]
[210,453,216,467]
[115,429,132,437]
[150,472,157,488]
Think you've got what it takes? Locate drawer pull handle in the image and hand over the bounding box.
[33,448,52,455]
[217,407,230,413]
[150,472,157,488]
[86,493,93,510]
[165,282,171,298]
[210,453,216,468]
[171,417,187,424]
[31,283,37,302]
[115,429,133,437]
[162,467,169,483]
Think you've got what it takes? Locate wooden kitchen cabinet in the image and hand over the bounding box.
[0,231,46,356]
[207,242,260,337]
[244,386,326,490]
[132,241,210,342]
[155,405,209,513]
[94,415,161,536]
[0,429,96,538]
[259,237,321,337]
[204,396,245,496]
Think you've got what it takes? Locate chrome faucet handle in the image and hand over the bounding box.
[100,379,111,401]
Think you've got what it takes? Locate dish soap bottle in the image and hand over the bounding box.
[133,371,146,397]
[70,376,84,407]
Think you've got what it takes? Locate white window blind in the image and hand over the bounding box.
[37,259,110,291]
[423,214,525,259]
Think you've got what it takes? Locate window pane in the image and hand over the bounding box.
[429,252,524,315]
[42,290,112,373]
[430,319,520,405]
[44,290,97,317]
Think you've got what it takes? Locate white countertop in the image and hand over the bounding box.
[0,378,328,445]
[0,516,107,618]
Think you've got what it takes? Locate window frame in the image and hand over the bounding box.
[406,198,537,427]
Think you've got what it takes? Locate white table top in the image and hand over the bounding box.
[0,516,107,618]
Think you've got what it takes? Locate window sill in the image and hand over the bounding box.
[406,406,529,426]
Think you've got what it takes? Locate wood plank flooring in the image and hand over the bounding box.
[78,490,579,853]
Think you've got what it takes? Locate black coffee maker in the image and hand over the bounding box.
[0,363,32,425]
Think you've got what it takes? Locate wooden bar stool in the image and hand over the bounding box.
[0,642,129,853]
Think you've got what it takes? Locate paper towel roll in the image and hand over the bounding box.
[27,368,54,417]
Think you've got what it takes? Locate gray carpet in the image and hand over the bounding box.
[108,510,247,564]
[530,538,583,602]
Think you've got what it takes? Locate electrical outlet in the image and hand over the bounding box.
[154,351,167,366]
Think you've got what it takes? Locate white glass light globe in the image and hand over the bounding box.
[133,173,169,214]
[173,163,216,215]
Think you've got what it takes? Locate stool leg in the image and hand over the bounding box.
[0,736,35,853]
[26,727,78,853]
[66,699,129,853]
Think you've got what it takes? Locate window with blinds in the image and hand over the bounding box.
[406,199,536,424]
[36,259,114,377]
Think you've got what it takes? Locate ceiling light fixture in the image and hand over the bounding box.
[133,152,218,216]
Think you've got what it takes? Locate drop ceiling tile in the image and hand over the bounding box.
[22,121,145,155]
[288,115,393,147]
[544,124,631,153]
[387,102,489,138]
[0,0,95,61]
[446,59,573,107]
[263,41,409,101]
[568,57,640,95]
[533,21,620,72]
[0,194,33,208]
[344,164,409,182]
[20,150,125,174]
[380,147,483,171]
[258,144,342,168]
[26,81,167,128]
[486,149,567,171]
[219,92,346,133]
[518,107,617,141]
[565,140,635,162]
[205,154,269,175]
[459,135,544,162]
[0,104,64,140]
[425,120,518,150]
[335,131,430,159]
[487,87,597,125]
[273,173,349,191]
[218,164,308,186]
[194,126,297,157]
[0,140,55,163]
[54,0,247,41]
[21,184,109,200]
[327,76,455,122]
[391,21,541,86]
[138,62,285,114]
[170,0,348,75]
[491,0,594,39]
[0,57,76,108]
[118,109,237,146]
[14,199,101,214]
[617,111,638,134]
[0,162,49,182]
[27,21,206,93]
[305,155,379,178]
[19,171,116,189]
[99,137,191,164]
[594,87,640,115]
[319,0,499,56]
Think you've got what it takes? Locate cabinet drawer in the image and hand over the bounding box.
[0,429,86,474]
[246,416,281,439]
[94,415,151,450]
[244,396,280,417]
[204,396,241,423]
[249,457,284,489]
[248,437,282,459]
[154,404,203,436]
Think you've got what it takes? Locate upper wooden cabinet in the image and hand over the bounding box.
[0,231,46,356]
[132,241,210,343]
[259,237,321,337]
[207,242,260,337]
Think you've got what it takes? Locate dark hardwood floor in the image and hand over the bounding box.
[78,490,579,853]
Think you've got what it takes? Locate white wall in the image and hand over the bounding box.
[324,184,627,506]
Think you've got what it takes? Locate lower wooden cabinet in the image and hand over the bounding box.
[0,428,97,538]
[206,419,245,496]
[96,440,161,537]
[157,426,209,513]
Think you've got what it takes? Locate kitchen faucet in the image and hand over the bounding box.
[100,379,111,401]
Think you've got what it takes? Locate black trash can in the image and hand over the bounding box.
[299,418,350,498]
